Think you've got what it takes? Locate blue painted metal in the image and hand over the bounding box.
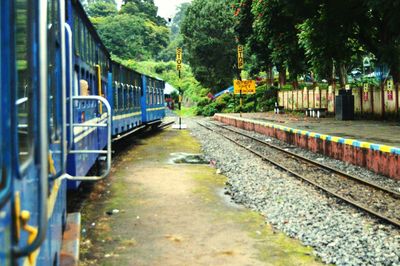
[141,75,148,123]
[0,1,13,264]
[1,0,167,264]
[214,86,234,98]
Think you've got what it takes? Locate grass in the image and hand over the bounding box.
[174,106,197,117]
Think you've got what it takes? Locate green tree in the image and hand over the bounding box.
[122,0,166,26]
[95,14,168,60]
[181,0,237,92]
[296,0,365,87]
[86,1,118,17]
[358,0,400,84]
[86,0,169,60]
[251,0,308,88]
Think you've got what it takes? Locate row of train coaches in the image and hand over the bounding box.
[1,0,166,265]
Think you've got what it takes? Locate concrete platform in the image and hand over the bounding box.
[214,113,400,180]
[60,213,81,266]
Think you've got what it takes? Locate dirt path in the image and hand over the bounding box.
[80,128,322,265]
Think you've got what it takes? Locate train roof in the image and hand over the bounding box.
[72,0,111,58]
[110,60,165,82]
[73,0,165,84]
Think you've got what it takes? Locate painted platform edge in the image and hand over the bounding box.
[214,114,400,155]
[60,212,81,266]
[214,114,400,180]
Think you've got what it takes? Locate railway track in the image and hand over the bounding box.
[198,120,400,228]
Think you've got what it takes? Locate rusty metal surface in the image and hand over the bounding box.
[60,212,81,266]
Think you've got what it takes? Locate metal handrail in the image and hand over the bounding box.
[13,0,48,256]
[63,95,112,181]
[0,167,11,208]
[65,23,74,151]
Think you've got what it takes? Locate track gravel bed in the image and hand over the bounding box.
[189,117,400,266]
[201,120,400,226]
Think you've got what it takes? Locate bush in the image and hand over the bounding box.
[255,84,277,111]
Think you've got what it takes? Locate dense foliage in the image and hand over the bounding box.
[233,0,400,86]
[181,0,237,92]
[87,0,169,60]
[86,0,400,116]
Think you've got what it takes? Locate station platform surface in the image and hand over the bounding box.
[227,112,400,148]
[214,113,400,180]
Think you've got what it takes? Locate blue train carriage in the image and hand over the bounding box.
[0,0,112,265]
[110,62,144,139]
[66,0,113,188]
[141,75,166,126]
[1,0,67,264]
[1,0,14,263]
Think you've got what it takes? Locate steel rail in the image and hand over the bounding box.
[212,121,400,198]
[197,121,400,228]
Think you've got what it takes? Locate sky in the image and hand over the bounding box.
[154,0,191,19]
[116,0,191,20]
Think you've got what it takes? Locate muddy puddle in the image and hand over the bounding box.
[169,152,209,165]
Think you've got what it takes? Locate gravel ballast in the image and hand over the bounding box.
[188,117,400,266]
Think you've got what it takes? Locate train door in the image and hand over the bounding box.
[48,0,66,178]
[141,75,148,123]
[12,0,50,264]
[0,1,13,264]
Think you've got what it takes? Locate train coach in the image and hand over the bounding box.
[0,0,166,265]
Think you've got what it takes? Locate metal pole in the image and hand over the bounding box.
[179,70,182,130]
[240,90,242,117]
[239,66,242,117]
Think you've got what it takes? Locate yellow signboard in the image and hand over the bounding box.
[176,48,183,71]
[387,79,394,91]
[234,80,256,94]
[237,45,244,70]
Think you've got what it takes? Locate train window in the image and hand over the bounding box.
[90,38,93,65]
[16,0,34,167]
[74,14,79,55]
[89,38,92,64]
[102,81,106,98]
[133,81,137,108]
[124,84,128,110]
[150,83,154,105]
[132,85,137,108]
[118,83,123,110]
[149,85,152,105]
[80,20,84,57]
[81,26,85,61]
[47,0,62,175]
[113,81,118,111]
[150,82,153,105]
[123,84,127,109]
[92,40,96,65]
[128,85,132,109]
[87,36,91,64]
[90,38,94,65]
[126,85,130,109]
[83,27,86,61]
[136,86,140,108]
